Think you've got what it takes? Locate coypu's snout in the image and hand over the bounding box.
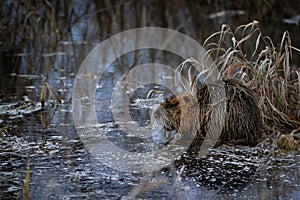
[151,105,176,147]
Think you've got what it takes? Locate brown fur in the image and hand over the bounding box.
[153,79,262,148]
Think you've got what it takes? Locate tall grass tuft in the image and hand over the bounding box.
[202,21,300,143]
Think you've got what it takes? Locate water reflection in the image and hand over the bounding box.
[0,0,299,199]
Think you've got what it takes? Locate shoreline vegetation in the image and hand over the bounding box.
[202,21,299,151]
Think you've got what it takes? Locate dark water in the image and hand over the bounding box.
[1,1,300,199]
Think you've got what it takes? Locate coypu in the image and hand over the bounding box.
[152,79,262,148]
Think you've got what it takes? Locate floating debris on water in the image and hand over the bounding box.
[0,101,40,120]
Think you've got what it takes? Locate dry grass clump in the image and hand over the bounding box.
[202,21,300,147]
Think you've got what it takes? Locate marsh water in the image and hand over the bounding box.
[1,1,300,199]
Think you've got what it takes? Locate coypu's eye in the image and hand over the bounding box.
[183,96,190,103]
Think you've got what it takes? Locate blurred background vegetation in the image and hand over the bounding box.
[1,0,300,101]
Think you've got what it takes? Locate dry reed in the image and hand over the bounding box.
[201,21,300,149]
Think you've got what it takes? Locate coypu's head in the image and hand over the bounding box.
[152,95,180,132]
[152,93,200,139]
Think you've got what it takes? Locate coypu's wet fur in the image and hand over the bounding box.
[153,79,262,148]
